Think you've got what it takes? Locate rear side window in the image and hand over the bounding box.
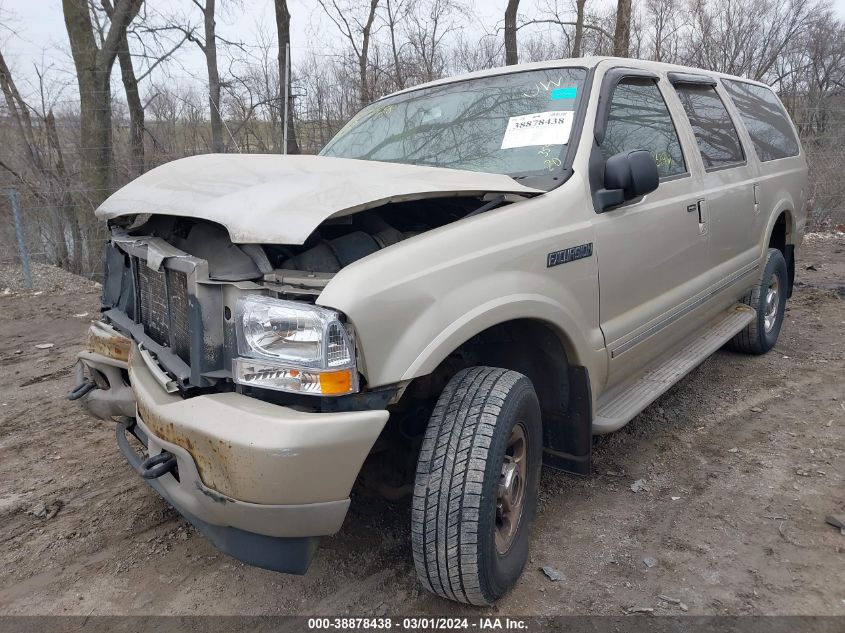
[722,80,799,161]
[674,84,744,170]
[599,80,686,179]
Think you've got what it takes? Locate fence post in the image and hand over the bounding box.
[7,188,33,289]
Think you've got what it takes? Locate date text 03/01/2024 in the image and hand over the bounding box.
[306,617,529,630]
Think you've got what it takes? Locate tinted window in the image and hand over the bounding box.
[599,80,686,178]
[675,85,744,170]
[722,80,799,161]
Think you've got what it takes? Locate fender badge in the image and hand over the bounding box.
[547,242,593,267]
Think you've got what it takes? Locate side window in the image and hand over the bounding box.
[722,80,800,161]
[599,79,686,179]
[674,84,744,170]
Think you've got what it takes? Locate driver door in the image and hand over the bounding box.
[592,74,711,389]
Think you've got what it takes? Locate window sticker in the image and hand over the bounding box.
[501,111,574,149]
[550,86,578,100]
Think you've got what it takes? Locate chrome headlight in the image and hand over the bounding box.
[233,295,358,396]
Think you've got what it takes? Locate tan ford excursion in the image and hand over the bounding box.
[69,57,808,604]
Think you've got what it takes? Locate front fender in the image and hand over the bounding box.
[317,185,607,393]
[399,288,594,381]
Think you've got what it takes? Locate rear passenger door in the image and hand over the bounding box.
[669,75,759,297]
[721,79,806,266]
[592,73,711,388]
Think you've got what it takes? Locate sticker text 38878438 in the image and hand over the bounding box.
[500,111,574,149]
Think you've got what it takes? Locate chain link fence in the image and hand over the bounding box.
[805,147,845,230]
[1,143,843,290]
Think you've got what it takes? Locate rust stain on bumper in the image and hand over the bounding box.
[136,397,236,496]
[87,323,131,363]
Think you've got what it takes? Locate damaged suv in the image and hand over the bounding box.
[70,57,808,605]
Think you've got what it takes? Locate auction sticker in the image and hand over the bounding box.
[501,110,573,149]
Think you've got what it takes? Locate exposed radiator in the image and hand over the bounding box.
[135,259,191,365]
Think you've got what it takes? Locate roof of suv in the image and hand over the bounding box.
[383,56,771,101]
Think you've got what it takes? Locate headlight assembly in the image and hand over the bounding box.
[233,295,358,396]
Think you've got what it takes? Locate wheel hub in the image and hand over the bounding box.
[764,276,780,333]
[495,423,527,554]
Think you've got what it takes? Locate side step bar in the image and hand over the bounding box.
[593,304,755,434]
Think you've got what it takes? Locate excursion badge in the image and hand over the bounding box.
[547,242,593,267]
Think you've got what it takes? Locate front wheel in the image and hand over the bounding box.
[412,367,542,605]
[729,247,788,355]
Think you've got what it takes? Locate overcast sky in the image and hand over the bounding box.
[2,0,845,106]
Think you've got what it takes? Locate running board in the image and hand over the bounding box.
[593,304,755,434]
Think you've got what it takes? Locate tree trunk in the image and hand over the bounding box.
[80,66,114,206]
[203,0,225,152]
[504,0,519,65]
[62,0,140,207]
[0,50,39,165]
[359,0,380,108]
[274,0,300,154]
[46,110,79,271]
[613,0,632,57]
[386,0,405,89]
[573,0,586,57]
[117,35,145,177]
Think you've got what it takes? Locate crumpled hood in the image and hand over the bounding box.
[96,154,543,244]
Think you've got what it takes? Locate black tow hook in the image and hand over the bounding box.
[67,380,96,401]
[138,451,178,480]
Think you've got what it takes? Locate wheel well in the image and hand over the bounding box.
[769,211,795,297]
[452,319,570,416]
[402,319,592,474]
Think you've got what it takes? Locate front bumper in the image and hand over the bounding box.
[72,324,389,573]
[116,418,320,574]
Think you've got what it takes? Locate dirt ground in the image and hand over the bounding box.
[0,235,843,617]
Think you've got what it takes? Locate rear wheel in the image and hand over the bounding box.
[411,367,542,605]
[729,247,788,355]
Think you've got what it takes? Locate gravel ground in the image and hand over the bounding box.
[0,235,843,616]
[0,261,100,294]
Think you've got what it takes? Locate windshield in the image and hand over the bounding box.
[320,68,588,179]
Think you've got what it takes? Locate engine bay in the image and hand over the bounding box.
[116,195,504,279]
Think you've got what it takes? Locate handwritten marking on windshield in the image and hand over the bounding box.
[537,144,562,170]
[522,77,564,98]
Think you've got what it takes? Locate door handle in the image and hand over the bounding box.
[696,199,708,235]
[753,183,761,214]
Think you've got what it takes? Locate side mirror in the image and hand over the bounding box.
[595,150,659,212]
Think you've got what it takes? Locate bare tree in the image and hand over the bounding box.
[453,31,501,71]
[683,0,812,80]
[275,0,299,153]
[523,0,616,57]
[189,0,225,152]
[613,0,632,56]
[384,0,410,89]
[62,0,141,207]
[96,2,189,177]
[0,50,65,263]
[504,0,519,65]
[92,0,145,177]
[405,0,465,83]
[572,0,587,57]
[317,0,380,107]
[162,1,245,153]
[642,0,682,62]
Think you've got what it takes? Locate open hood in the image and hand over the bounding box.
[96,154,543,244]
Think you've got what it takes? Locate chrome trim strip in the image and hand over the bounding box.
[610,262,759,358]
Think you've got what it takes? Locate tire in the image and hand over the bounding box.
[411,367,542,605]
[728,247,788,355]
